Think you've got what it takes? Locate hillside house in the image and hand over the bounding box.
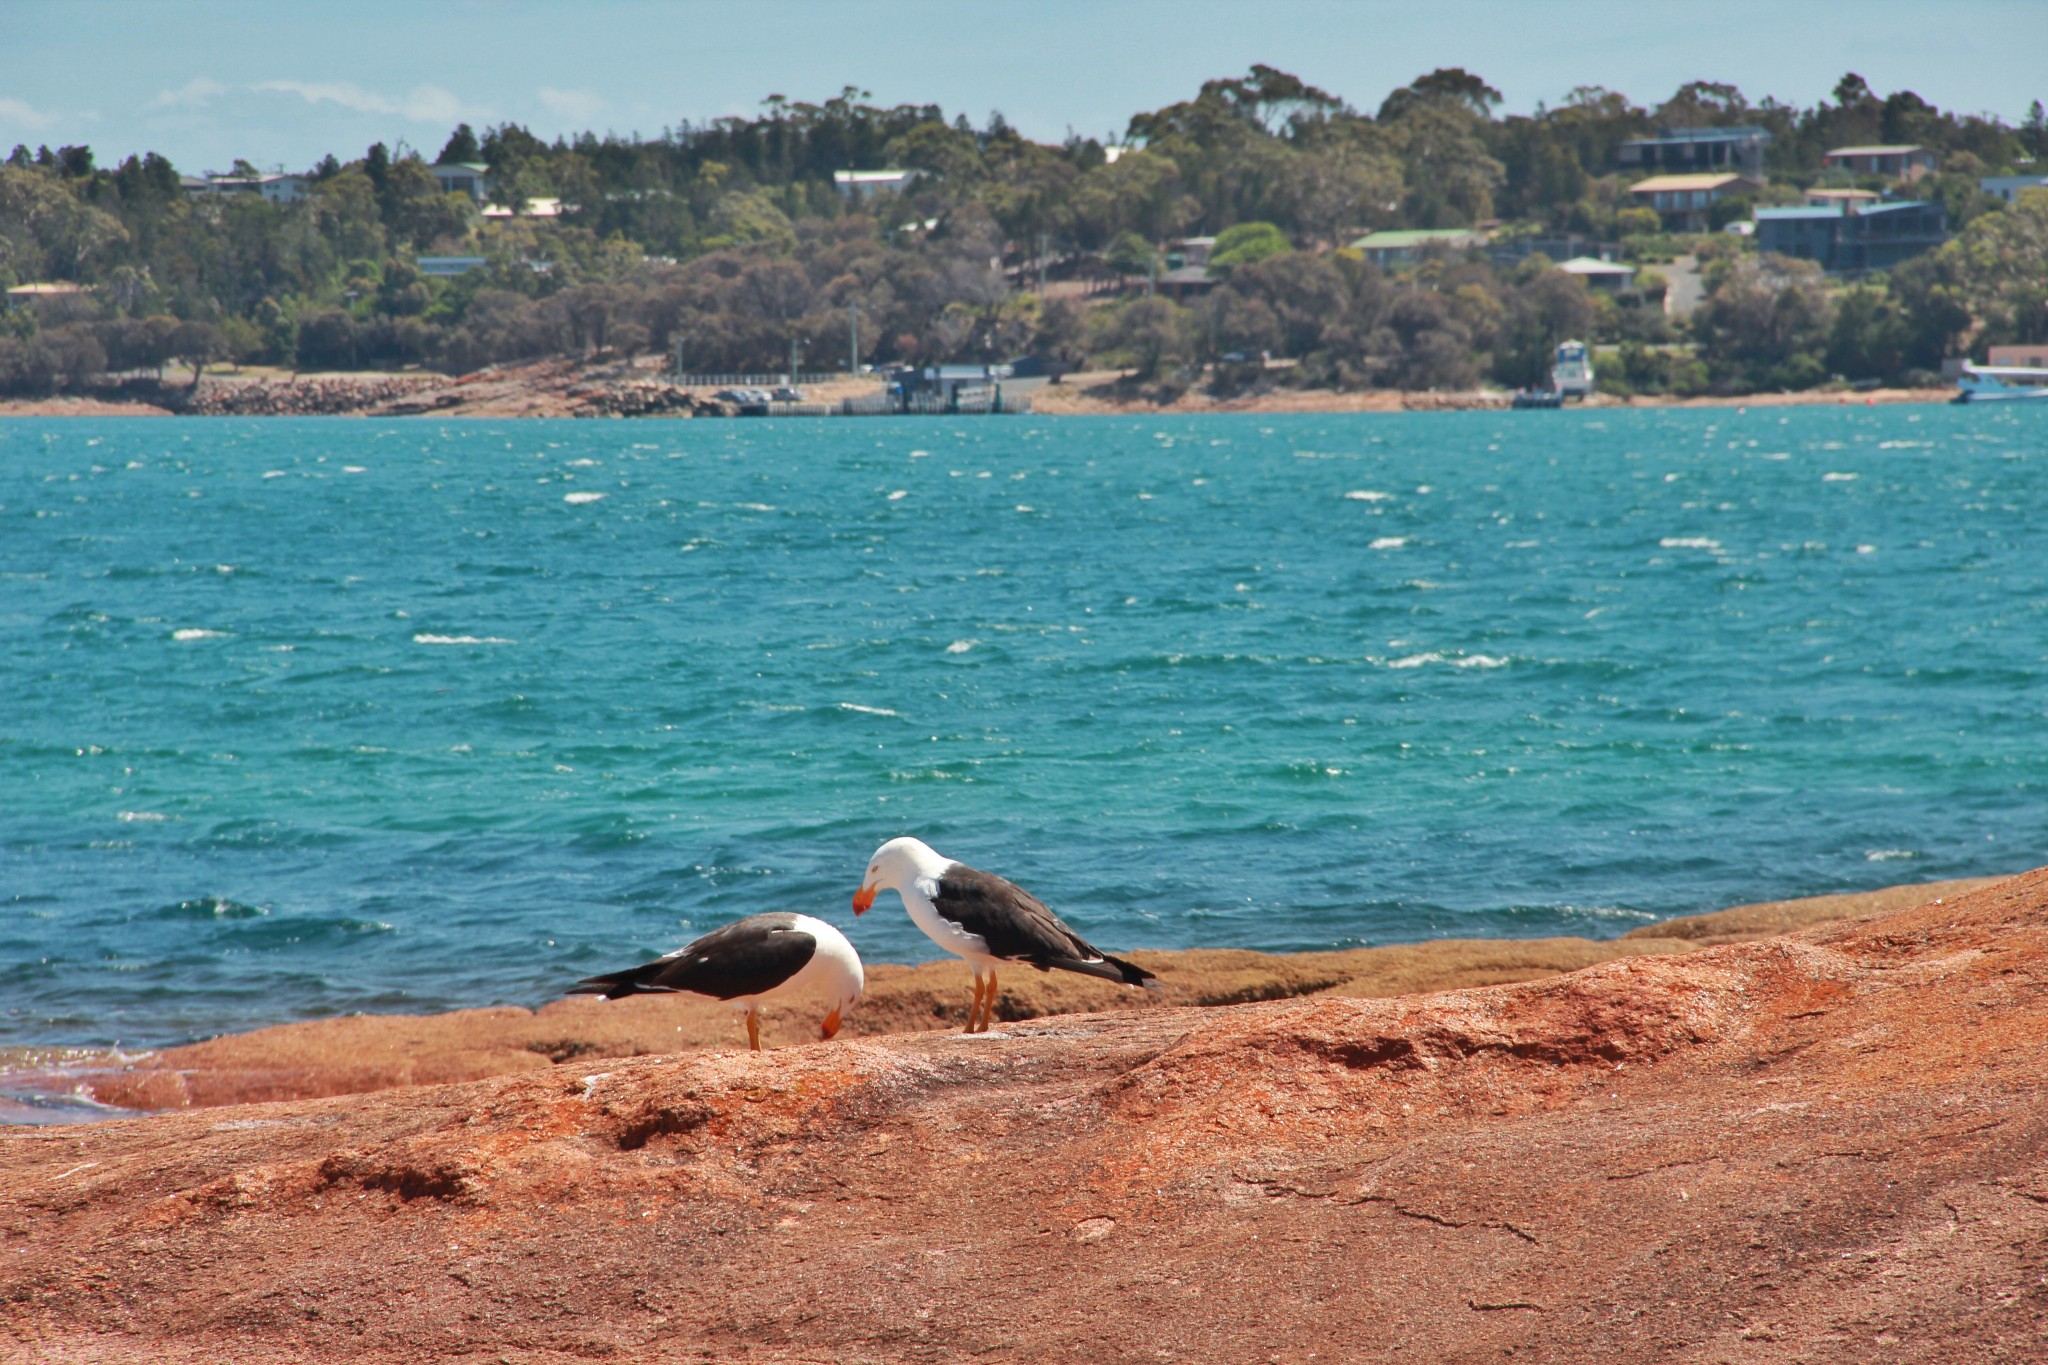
[1555,257,1637,291]
[1617,126,1772,180]
[431,162,492,201]
[1628,173,1764,232]
[417,257,487,278]
[1753,199,1947,273]
[1981,174,2048,204]
[1346,228,1488,268]
[1804,187,1881,209]
[833,169,915,198]
[1823,145,1938,182]
[183,171,310,204]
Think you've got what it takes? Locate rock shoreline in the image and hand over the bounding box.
[12,876,2003,1117]
[1,361,1956,420]
[0,869,2041,1362]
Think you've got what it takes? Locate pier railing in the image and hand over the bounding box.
[676,372,837,387]
[727,387,1031,417]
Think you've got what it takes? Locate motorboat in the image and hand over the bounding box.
[1954,364,2048,402]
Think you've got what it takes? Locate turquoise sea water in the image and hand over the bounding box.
[2,406,2044,1051]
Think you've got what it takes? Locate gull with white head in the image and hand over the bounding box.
[853,836,1159,1033]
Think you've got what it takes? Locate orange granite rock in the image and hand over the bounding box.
[3,870,2045,1361]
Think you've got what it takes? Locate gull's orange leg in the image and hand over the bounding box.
[746,1007,761,1052]
[966,971,987,1032]
[981,968,1000,1032]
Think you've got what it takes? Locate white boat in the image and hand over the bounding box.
[1551,340,1594,398]
[1954,364,2048,402]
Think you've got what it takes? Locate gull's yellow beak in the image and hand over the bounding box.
[852,883,876,915]
[820,1006,844,1040]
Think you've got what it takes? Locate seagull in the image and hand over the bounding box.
[852,836,1159,1033]
[566,912,864,1052]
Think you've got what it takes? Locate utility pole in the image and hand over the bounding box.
[848,301,860,377]
[789,336,801,387]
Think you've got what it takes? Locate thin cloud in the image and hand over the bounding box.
[538,87,606,123]
[254,80,474,124]
[150,78,227,110]
[0,96,58,130]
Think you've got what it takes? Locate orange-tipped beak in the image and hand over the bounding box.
[820,1007,843,1040]
[852,883,876,915]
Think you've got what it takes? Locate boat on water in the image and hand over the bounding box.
[1551,339,1594,398]
[1514,341,1592,407]
[1953,364,2048,403]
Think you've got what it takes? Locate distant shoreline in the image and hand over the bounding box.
[0,361,1955,421]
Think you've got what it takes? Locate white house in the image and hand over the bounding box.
[1981,174,2048,204]
[1555,256,1637,291]
[184,171,310,204]
[832,169,915,199]
[432,162,492,201]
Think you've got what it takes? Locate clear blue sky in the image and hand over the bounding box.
[5,0,2041,174]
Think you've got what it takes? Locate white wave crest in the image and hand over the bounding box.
[1822,472,1859,482]
[413,633,515,646]
[1387,651,1509,670]
[562,491,606,504]
[837,702,899,717]
[172,628,225,641]
[1659,537,1721,550]
[1344,490,1393,502]
[116,810,168,822]
[1865,849,1916,861]
[945,640,976,654]
[1370,536,1409,550]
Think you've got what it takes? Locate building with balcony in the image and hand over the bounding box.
[1822,145,1938,183]
[1753,199,1947,273]
[431,162,492,202]
[1617,126,1772,180]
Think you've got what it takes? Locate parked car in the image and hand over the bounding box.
[771,386,804,402]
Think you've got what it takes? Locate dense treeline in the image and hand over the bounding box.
[1,69,2044,398]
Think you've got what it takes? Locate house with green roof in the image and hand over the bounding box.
[1346,228,1490,268]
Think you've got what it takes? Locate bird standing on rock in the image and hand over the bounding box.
[566,912,864,1052]
[852,836,1159,1033]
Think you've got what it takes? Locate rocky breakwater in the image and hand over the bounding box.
[181,375,443,416]
[5,870,2045,1362]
